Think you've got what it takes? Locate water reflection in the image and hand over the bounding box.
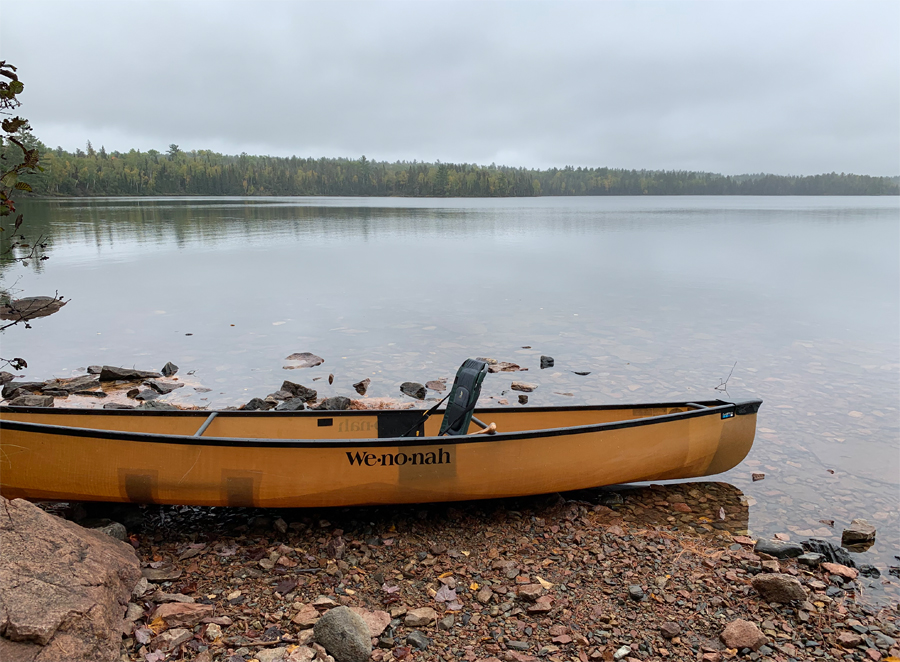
[2,196,898,590]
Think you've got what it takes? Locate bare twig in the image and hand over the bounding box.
[714,362,737,395]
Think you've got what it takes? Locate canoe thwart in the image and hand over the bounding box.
[194,412,218,437]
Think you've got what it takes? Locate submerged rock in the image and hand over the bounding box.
[284,352,325,368]
[540,355,554,369]
[511,381,537,392]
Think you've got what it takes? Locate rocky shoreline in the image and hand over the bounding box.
[2,482,894,662]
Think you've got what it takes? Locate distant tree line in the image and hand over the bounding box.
[4,133,898,197]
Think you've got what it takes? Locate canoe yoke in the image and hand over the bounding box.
[439,358,489,436]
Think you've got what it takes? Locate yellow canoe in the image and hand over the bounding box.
[0,398,761,507]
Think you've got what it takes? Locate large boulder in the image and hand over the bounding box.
[0,496,142,661]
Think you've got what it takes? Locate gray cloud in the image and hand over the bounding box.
[3,0,898,175]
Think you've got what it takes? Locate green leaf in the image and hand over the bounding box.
[8,80,24,95]
[14,182,32,191]
[1,117,27,133]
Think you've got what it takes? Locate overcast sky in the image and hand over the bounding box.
[2,1,898,175]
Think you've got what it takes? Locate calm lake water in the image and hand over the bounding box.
[3,196,899,595]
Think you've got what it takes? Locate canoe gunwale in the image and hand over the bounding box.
[0,398,762,449]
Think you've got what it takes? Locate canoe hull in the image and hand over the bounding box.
[0,400,760,507]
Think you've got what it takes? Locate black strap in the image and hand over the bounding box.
[398,392,451,438]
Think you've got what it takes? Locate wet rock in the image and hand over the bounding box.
[0,496,141,661]
[540,356,554,369]
[42,374,100,393]
[2,382,44,399]
[660,622,681,639]
[720,619,767,651]
[0,371,14,385]
[243,397,275,411]
[822,562,858,580]
[99,365,161,381]
[161,361,179,377]
[400,382,427,399]
[750,573,807,603]
[790,554,825,573]
[7,394,54,407]
[518,394,528,404]
[313,605,371,662]
[353,378,371,395]
[314,396,351,411]
[858,564,880,578]
[284,352,325,368]
[425,379,445,392]
[72,389,107,398]
[145,379,184,394]
[752,472,765,481]
[134,389,159,401]
[842,518,876,544]
[40,389,69,397]
[275,397,307,411]
[511,382,537,392]
[802,539,856,567]
[753,538,804,559]
[103,402,136,410]
[406,631,430,650]
[281,380,318,401]
[138,400,179,411]
[404,607,437,627]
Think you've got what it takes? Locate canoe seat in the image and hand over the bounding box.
[439,358,489,435]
